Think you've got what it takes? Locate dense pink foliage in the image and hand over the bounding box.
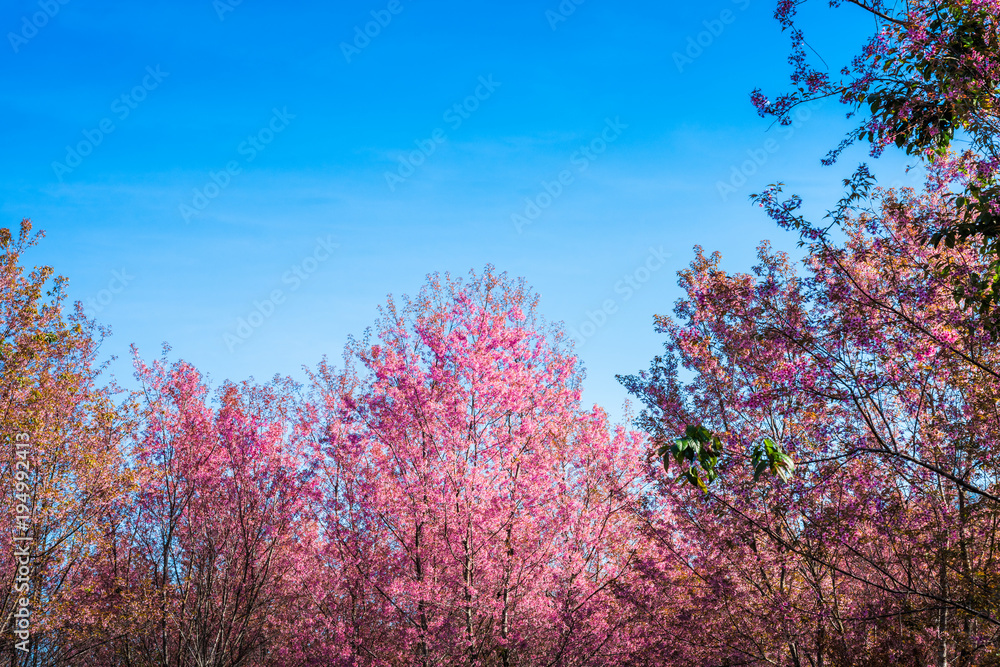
[7,5,1000,652]
[622,180,1000,665]
[304,268,650,665]
[7,178,1000,667]
[74,353,323,666]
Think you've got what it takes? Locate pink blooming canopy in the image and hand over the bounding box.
[5,1,1000,664]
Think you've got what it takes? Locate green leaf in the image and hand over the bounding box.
[750,438,795,484]
[669,424,725,490]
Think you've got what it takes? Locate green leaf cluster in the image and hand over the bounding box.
[658,424,723,492]
[751,438,795,483]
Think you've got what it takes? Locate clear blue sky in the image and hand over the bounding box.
[2,0,920,420]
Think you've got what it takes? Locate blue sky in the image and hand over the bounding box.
[2,0,921,420]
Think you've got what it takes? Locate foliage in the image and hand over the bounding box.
[0,220,128,666]
[622,178,1000,664]
[754,0,1000,327]
[10,6,1000,654]
[660,424,723,491]
[304,266,649,665]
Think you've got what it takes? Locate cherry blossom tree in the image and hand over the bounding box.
[753,0,1000,326]
[0,220,128,666]
[622,178,1000,665]
[72,352,323,667]
[306,267,650,666]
